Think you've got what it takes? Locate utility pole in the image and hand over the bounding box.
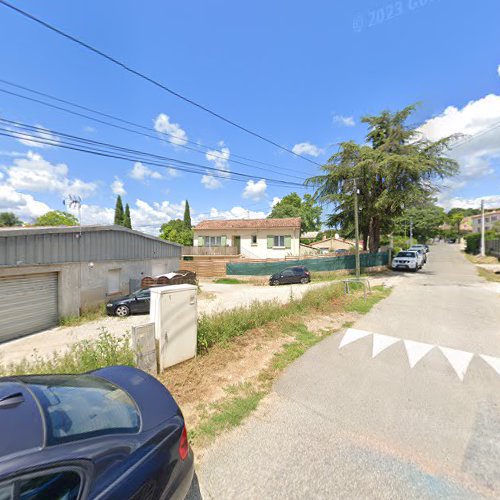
[353,178,360,278]
[409,218,413,247]
[480,200,486,257]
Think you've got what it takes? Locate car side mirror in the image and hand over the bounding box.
[134,295,138,301]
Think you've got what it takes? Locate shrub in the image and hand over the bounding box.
[465,231,496,254]
[0,329,136,376]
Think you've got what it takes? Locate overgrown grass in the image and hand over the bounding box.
[197,283,344,353]
[345,285,392,314]
[477,267,500,282]
[0,329,136,376]
[213,278,250,285]
[311,271,368,283]
[59,303,107,326]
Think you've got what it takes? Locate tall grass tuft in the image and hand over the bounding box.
[0,328,136,376]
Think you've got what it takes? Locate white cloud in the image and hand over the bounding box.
[194,206,267,224]
[2,151,96,197]
[130,161,163,180]
[419,93,500,202]
[438,194,500,211]
[242,179,267,201]
[270,196,281,208]
[292,142,323,157]
[333,115,356,127]
[205,141,231,177]
[154,113,188,146]
[201,174,222,190]
[111,177,126,196]
[14,125,60,149]
[0,184,50,220]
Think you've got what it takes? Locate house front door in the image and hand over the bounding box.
[233,236,241,254]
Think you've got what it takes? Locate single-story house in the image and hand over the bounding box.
[0,225,181,343]
[308,235,355,254]
[193,217,301,259]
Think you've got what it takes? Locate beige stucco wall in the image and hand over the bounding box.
[0,256,179,318]
[194,228,300,258]
[310,239,354,252]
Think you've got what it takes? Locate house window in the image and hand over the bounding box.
[274,235,285,247]
[107,269,121,294]
[251,235,257,246]
[205,236,222,247]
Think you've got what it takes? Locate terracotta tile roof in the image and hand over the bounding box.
[194,217,301,230]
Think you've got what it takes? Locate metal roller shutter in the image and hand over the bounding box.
[0,273,58,343]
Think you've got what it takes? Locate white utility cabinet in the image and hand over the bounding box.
[150,284,197,370]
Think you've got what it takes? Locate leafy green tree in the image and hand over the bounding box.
[35,210,78,226]
[268,192,322,232]
[123,203,132,229]
[183,200,192,228]
[307,104,459,252]
[159,219,193,245]
[0,212,23,227]
[114,195,124,225]
[393,202,446,243]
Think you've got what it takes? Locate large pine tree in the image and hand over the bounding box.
[114,195,124,225]
[124,203,132,229]
[183,200,192,228]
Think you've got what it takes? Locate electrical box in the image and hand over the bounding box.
[150,284,197,371]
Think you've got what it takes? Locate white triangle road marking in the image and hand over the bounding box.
[439,347,474,381]
[480,354,500,377]
[339,328,372,349]
[372,333,400,358]
[404,340,434,368]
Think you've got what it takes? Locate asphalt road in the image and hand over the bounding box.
[194,244,500,499]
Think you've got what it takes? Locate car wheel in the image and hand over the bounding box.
[412,267,418,273]
[115,305,130,317]
[300,277,309,284]
[272,279,281,286]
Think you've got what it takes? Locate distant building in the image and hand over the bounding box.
[470,210,500,233]
[0,225,181,342]
[307,235,355,254]
[193,218,301,259]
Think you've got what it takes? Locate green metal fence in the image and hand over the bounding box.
[226,253,389,276]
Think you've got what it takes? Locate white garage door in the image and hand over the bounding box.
[0,273,58,343]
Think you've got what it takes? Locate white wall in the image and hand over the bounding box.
[194,228,300,258]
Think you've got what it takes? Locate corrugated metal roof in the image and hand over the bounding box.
[194,217,301,230]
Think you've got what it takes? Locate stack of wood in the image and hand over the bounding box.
[140,270,197,288]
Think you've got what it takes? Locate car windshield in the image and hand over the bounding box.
[397,252,415,258]
[21,375,140,445]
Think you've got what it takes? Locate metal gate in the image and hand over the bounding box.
[0,273,58,343]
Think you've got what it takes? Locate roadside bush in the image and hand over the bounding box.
[464,231,496,254]
[197,283,344,353]
[0,329,136,376]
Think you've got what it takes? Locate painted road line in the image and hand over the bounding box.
[340,328,500,381]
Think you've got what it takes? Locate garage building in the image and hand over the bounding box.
[0,225,181,343]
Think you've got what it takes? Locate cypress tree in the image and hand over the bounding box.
[114,195,124,225]
[124,203,132,229]
[183,200,192,228]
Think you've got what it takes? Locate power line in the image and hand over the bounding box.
[0,0,323,167]
[0,118,307,189]
[0,79,309,179]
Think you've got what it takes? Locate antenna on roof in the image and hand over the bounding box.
[63,194,82,236]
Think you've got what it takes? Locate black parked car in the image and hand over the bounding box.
[0,366,194,500]
[269,266,311,286]
[106,288,152,317]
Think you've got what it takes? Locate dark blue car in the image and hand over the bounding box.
[0,366,194,499]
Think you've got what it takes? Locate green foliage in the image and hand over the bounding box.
[464,231,497,254]
[123,203,132,229]
[0,329,135,376]
[0,212,23,227]
[59,304,106,326]
[159,218,193,245]
[114,195,124,225]
[197,283,344,353]
[214,278,249,284]
[393,202,445,243]
[308,104,459,252]
[268,192,322,232]
[345,285,391,314]
[183,200,192,228]
[35,210,78,226]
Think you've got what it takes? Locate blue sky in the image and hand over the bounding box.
[0,0,499,233]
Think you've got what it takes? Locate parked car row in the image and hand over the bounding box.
[391,244,430,272]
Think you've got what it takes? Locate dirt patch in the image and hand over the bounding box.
[157,327,291,429]
[305,311,361,334]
